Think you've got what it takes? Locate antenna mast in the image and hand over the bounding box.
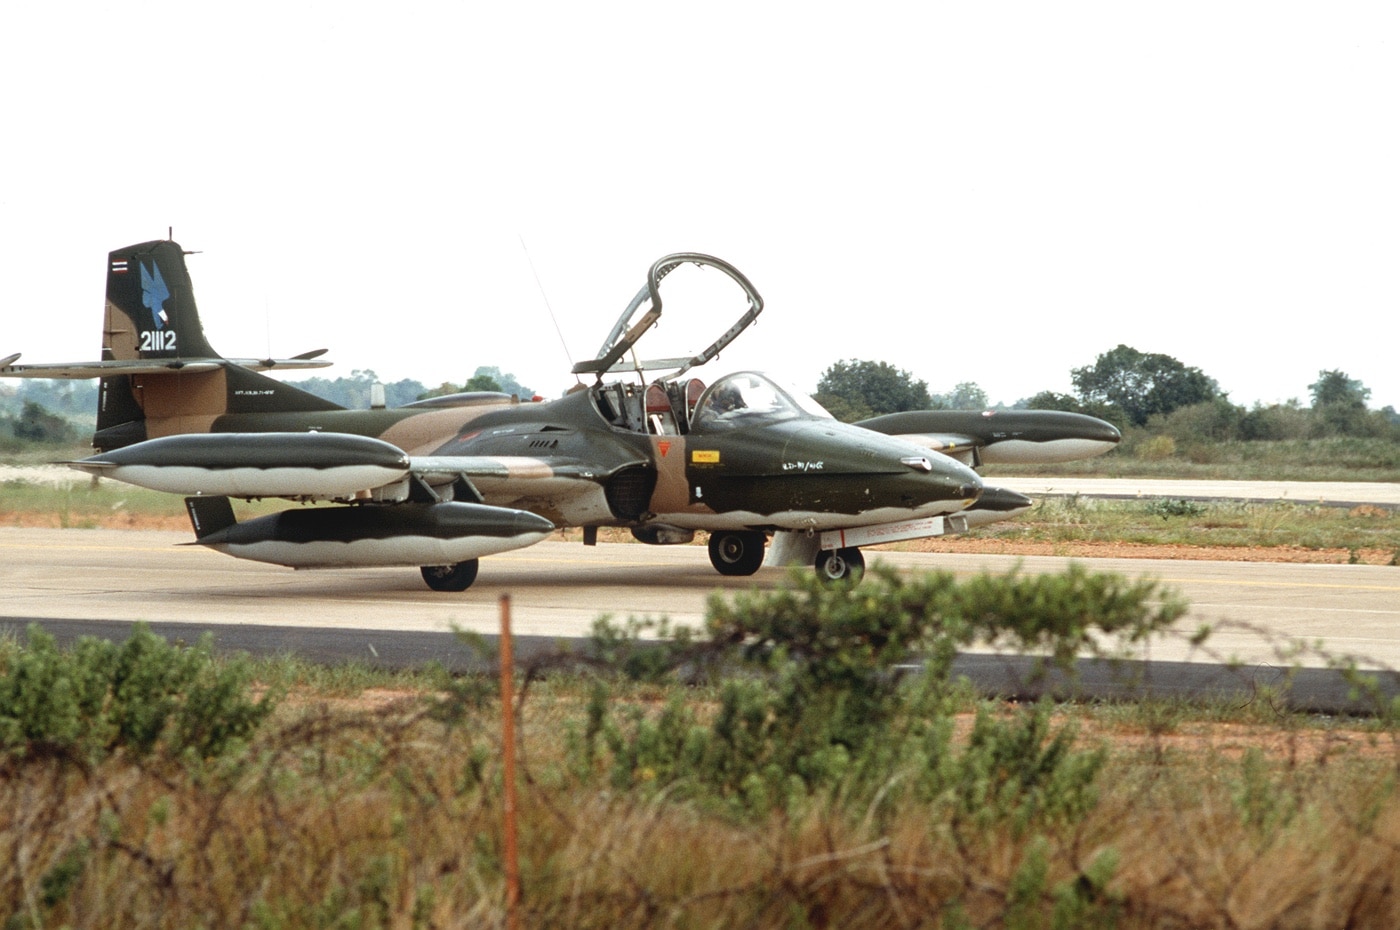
[518,235,576,381]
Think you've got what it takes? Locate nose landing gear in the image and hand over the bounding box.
[420,559,480,592]
[815,547,865,583]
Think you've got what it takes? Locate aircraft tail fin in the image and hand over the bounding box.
[185,495,237,539]
[104,240,220,362]
[90,241,342,449]
[4,239,344,450]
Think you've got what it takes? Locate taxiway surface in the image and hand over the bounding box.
[3,528,1398,671]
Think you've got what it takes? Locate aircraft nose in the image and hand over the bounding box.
[931,456,982,504]
[971,485,1032,513]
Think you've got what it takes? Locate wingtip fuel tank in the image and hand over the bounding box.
[188,500,555,569]
[72,432,411,500]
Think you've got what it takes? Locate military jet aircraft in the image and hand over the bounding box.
[4,239,1002,589]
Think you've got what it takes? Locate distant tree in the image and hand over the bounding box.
[1150,396,1245,444]
[464,372,503,392]
[295,370,430,408]
[381,379,430,407]
[12,401,74,444]
[9,380,99,417]
[419,366,532,401]
[1308,370,1386,437]
[470,366,532,398]
[1021,391,1080,412]
[1309,369,1370,410]
[1021,391,1127,430]
[930,381,989,410]
[812,393,874,423]
[418,381,463,400]
[1239,400,1311,441]
[816,360,930,420]
[1071,345,1219,427]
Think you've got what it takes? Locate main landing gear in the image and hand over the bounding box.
[707,530,767,576]
[420,559,480,592]
[707,530,866,584]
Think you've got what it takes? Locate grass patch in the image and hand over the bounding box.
[967,497,1400,554]
[987,436,1400,482]
[0,478,312,529]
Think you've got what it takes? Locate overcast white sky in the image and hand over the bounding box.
[3,2,1397,410]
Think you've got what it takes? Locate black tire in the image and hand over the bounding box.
[708,530,767,576]
[420,559,480,592]
[815,547,865,584]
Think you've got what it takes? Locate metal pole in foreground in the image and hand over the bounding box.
[500,594,521,929]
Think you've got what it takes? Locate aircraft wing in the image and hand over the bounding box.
[68,433,627,526]
[408,455,630,524]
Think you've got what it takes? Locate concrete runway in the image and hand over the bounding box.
[4,527,1398,672]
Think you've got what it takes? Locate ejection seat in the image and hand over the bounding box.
[644,378,707,435]
[645,383,677,435]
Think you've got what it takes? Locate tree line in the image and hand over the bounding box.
[814,347,1398,442]
[4,350,1396,448]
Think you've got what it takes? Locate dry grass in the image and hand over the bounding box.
[2,680,1398,929]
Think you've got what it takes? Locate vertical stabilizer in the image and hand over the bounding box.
[104,240,219,362]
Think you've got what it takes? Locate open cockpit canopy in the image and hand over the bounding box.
[572,253,764,382]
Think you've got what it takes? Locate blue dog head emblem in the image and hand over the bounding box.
[140,261,170,331]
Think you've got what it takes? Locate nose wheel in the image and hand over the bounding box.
[420,559,480,592]
[707,530,767,576]
[815,547,865,583]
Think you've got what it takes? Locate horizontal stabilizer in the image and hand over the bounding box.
[0,357,333,379]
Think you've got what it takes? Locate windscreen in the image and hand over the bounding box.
[691,371,834,430]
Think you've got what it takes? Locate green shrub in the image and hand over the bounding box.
[1144,497,1207,520]
[576,566,1187,814]
[1135,434,1176,461]
[0,624,275,763]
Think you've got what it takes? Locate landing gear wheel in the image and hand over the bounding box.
[815,547,865,584]
[708,530,767,576]
[420,559,480,592]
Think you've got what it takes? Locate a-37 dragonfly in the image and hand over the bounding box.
[2,240,1116,590]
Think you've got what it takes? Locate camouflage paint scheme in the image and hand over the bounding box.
[2,241,1117,590]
